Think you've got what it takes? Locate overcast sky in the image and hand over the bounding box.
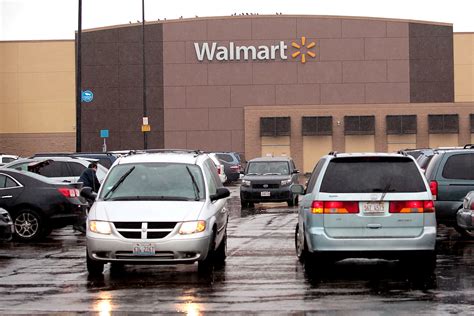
[1,0,473,40]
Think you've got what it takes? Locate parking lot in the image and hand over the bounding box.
[1,185,474,314]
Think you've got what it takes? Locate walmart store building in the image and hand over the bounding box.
[1,15,474,172]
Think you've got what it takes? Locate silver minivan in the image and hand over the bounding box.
[84,151,230,275]
[294,153,436,270]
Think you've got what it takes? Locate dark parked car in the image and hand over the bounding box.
[424,147,474,236]
[215,152,242,183]
[0,207,13,241]
[0,169,87,241]
[240,157,299,208]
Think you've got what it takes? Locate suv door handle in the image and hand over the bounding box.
[1,195,12,199]
[367,224,382,229]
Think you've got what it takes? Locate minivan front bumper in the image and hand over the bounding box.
[306,226,436,253]
[87,234,211,264]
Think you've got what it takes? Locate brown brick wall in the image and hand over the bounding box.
[0,133,75,157]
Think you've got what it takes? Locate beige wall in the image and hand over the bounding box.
[303,136,332,173]
[429,134,460,148]
[0,40,75,155]
[454,33,474,102]
[261,136,291,157]
[387,134,417,152]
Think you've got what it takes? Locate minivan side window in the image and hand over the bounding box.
[306,159,325,193]
[442,153,474,180]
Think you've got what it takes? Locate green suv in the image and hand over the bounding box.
[424,147,474,236]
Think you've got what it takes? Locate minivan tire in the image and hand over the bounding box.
[214,230,227,266]
[198,231,216,272]
[295,224,309,263]
[86,249,104,276]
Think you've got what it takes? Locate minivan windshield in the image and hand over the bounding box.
[320,157,426,193]
[246,161,290,175]
[99,163,205,201]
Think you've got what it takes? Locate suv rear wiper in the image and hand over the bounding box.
[186,166,201,201]
[103,166,135,201]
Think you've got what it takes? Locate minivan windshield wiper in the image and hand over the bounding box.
[186,166,201,201]
[103,166,135,201]
[377,182,392,201]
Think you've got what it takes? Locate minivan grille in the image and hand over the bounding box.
[113,222,177,240]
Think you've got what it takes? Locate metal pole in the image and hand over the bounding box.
[142,0,148,149]
[75,0,82,152]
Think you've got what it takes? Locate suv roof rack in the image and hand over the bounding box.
[464,144,474,149]
[328,151,338,156]
[126,149,204,157]
[397,150,408,156]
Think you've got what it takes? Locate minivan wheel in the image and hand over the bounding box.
[214,230,227,266]
[86,249,104,276]
[198,231,216,272]
[295,224,308,263]
[13,209,45,241]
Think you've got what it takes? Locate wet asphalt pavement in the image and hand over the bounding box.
[1,185,474,314]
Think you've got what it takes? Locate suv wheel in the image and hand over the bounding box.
[13,209,45,241]
[86,249,104,276]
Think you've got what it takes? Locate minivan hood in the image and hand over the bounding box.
[90,201,206,222]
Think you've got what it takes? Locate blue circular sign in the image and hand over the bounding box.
[81,90,94,103]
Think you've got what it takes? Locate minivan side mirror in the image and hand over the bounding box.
[211,187,230,201]
[291,184,305,195]
[81,187,97,200]
[292,169,300,174]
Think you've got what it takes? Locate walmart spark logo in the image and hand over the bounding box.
[291,36,316,64]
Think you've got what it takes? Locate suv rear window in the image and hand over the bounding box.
[320,157,426,193]
[216,154,234,163]
[442,153,474,180]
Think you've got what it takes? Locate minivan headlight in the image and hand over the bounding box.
[89,220,112,235]
[242,180,251,187]
[179,221,206,235]
[281,179,292,186]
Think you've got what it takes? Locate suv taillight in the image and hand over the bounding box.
[311,201,359,214]
[58,188,80,198]
[389,200,434,213]
[429,180,438,200]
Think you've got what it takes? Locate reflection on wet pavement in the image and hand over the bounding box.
[0,185,474,313]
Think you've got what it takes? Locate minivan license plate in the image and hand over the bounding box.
[362,202,385,214]
[133,243,155,256]
[261,191,271,197]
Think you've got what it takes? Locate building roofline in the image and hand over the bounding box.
[80,14,453,33]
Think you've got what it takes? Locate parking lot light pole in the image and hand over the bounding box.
[142,0,148,149]
[76,0,82,152]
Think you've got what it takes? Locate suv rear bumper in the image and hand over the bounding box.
[306,226,436,253]
[87,234,211,264]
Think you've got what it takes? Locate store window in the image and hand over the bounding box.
[260,117,291,136]
[302,116,332,136]
[344,116,375,135]
[386,115,417,134]
[428,114,459,133]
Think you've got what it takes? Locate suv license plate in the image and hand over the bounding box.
[362,202,385,214]
[133,243,155,256]
[261,191,271,197]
